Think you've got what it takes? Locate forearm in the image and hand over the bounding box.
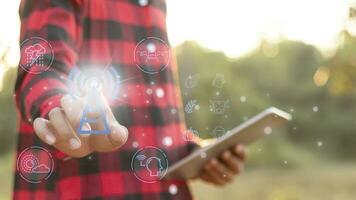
[15,0,83,122]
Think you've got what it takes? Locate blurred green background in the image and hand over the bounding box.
[1,2,356,200]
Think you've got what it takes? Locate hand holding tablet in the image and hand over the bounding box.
[164,107,292,180]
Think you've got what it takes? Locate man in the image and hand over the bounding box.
[14,0,246,199]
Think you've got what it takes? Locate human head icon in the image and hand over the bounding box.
[146,157,163,177]
[131,146,169,183]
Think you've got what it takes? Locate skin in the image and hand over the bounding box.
[197,144,246,186]
[33,94,246,186]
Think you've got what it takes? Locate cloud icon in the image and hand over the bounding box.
[25,43,46,54]
[31,163,50,174]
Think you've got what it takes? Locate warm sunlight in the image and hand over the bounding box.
[2,1,356,200]
[0,0,352,90]
[167,0,350,57]
[0,0,20,91]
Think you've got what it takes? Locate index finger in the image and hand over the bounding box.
[80,91,128,152]
[83,91,116,124]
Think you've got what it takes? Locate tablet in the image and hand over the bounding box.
[163,107,292,180]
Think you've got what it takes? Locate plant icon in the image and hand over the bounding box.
[212,74,226,89]
[185,100,199,114]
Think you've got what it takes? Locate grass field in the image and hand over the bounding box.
[190,164,356,200]
[0,152,14,200]
[2,151,356,200]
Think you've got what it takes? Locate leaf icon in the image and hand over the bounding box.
[185,74,200,89]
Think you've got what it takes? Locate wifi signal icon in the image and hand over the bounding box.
[136,154,147,167]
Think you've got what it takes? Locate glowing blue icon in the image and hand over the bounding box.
[77,78,110,134]
[67,66,120,135]
[77,107,110,134]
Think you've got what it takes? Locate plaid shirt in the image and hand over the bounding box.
[14,0,195,199]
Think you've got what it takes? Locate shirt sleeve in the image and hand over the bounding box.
[15,0,84,122]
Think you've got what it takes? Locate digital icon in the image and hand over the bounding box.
[209,100,230,114]
[185,74,200,89]
[25,44,45,67]
[185,100,200,114]
[135,154,163,176]
[77,79,110,134]
[19,37,54,74]
[67,66,121,134]
[212,74,226,89]
[131,146,169,183]
[210,126,226,138]
[146,157,164,177]
[182,127,199,142]
[136,154,147,166]
[134,37,171,74]
[17,146,54,183]
[67,66,120,103]
[78,107,110,134]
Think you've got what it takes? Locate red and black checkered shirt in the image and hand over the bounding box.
[14,0,195,199]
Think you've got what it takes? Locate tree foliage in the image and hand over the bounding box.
[177,38,356,160]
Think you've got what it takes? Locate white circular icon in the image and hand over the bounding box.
[131,146,169,183]
[134,37,171,74]
[17,146,54,183]
[19,37,54,74]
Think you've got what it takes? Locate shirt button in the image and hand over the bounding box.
[138,0,149,7]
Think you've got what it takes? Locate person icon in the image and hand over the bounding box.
[146,157,163,177]
[131,146,169,183]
